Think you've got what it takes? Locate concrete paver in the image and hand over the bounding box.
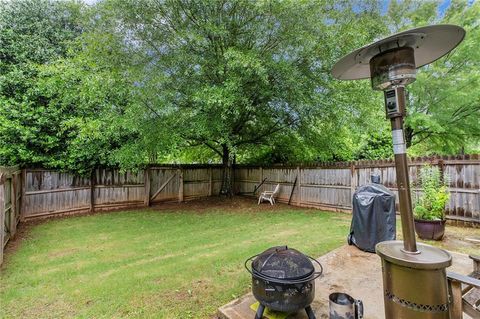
[218,245,474,319]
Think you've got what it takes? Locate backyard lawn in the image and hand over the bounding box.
[0,198,351,319]
[1,197,478,319]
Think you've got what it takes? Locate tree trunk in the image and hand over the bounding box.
[404,125,414,148]
[220,144,233,197]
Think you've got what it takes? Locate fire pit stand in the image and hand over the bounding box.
[245,246,323,319]
[332,25,465,318]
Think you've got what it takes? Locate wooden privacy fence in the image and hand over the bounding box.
[0,156,478,265]
[7,156,480,224]
[21,166,224,219]
[234,155,480,226]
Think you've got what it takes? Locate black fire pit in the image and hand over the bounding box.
[245,246,323,319]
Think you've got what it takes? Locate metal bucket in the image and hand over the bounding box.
[376,241,452,319]
[329,292,363,319]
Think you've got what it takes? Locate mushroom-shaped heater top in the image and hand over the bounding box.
[332,24,465,90]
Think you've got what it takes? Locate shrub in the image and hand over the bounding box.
[413,165,450,221]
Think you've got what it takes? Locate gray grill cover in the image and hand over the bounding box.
[349,183,396,252]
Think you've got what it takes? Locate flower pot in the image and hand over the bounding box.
[414,219,446,240]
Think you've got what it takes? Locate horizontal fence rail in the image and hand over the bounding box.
[21,166,224,219]
[13,156,480,224]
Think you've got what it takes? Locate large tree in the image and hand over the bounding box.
[92,0,384,193]
[3,0,475,178]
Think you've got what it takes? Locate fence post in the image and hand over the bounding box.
[259,167,263,194]
[296,166,301,207]
[144,167,151,207]
[10,173,17,239]
[90,170,95,213]
[208,167,213,196]
[178,168,184,202]
[20,169,26,221]
[438,158,445,182]
[350,162,357,201]
[0,173,5,266]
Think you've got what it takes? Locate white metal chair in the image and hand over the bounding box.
[258,184,280,205]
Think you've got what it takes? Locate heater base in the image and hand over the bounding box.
[376,241,452,319]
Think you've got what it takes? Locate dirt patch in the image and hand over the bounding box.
[149,196,316,214]
[427,227,480,256]
[18,298,76,319]
[48,248,79,259]
[1,222,37,268]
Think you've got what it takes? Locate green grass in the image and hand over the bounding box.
[0,204,350,318]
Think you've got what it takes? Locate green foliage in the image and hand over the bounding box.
[94,0,478,163]
[0,0,83,168]
[391,1,480,155]
[89,0,385,167]
[0,52,136,173]
[0,0,138,174]
[355,129,393,160]
[0,0,84,106]
[413,165,450,220]
[0,0,478,171]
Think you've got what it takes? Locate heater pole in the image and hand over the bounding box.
[332,24,465,319]
[389,86,417,253]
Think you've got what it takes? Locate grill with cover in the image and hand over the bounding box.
[348,175,396,252]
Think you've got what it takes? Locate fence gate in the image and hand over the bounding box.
[0,166,21,265]
[149,168,181,204]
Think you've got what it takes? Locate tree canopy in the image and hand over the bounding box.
[402,1,480,154]
[0,0,478,174]
[0,0,136,173]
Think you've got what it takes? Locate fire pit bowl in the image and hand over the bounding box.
[245,246,323,319]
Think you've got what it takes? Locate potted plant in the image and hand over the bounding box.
[413,165,450,240]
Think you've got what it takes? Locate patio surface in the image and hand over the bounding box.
[218,244,474,319]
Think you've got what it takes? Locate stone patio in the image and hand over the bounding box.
[218,245,474,319]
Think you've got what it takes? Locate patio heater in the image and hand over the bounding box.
[332,25,465,318]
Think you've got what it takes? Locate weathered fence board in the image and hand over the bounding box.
[0,166,22,265]
[149,168,180,203]
[22,166,225,218]
[1,156,479,264]
[235,155,480,225]
[211,168,224,195]
[234,167,262,195]
[23,170,90,218]
[14,155,480,226]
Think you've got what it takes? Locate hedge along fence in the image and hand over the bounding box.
[234,155,480,227]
